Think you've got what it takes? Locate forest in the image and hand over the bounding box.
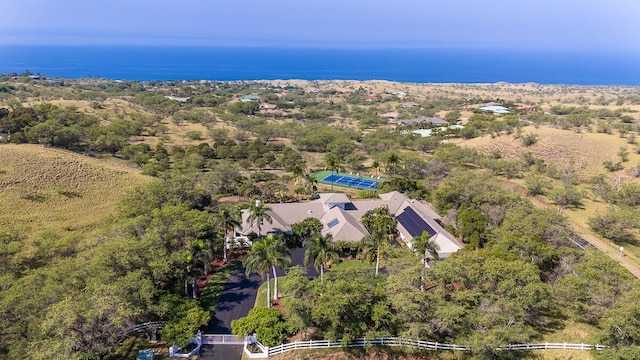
[1,72,640,359]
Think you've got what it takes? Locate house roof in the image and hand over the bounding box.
[398,117,449,126]
[379,112,399,119]
[480,105,510,114]
[238,191,462,258]
[318,193,351,206]
[241,95,260,101]
[401,102,420,108]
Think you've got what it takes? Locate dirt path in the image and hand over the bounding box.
[569,223,640,279]
[498,178,640,279]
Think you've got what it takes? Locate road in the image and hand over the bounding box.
[200,247,318,360]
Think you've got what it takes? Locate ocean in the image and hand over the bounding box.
[1,45,639,85]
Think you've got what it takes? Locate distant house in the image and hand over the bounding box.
[516,104,536,113]
[237,191,462,258]
[379,112,399,122]
[240,95,261,102]
[397,116,449,127]
[401,102,420,109]
[480,105,510,114]
[165,96,190,103]
[393,91,407,98]
[412,125,465,137]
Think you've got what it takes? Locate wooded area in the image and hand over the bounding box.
[1,73,640,359]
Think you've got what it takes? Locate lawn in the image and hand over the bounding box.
[331,259,376,271]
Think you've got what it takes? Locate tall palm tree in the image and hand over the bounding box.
[213,207,241,263]
[304,234,340,282]
[243,240,273,308]
[243,235,291,307]
[247,200,272,238]
[267,234,292,301]
[359,232,387,276]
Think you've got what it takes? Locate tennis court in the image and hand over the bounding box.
[322,173,383,190]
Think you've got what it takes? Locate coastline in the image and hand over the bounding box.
[2,45,640,85]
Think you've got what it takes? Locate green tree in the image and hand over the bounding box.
[360,232,387,276]
[370,160,381,176]
[243,235,291,307]
[247,200,273,238]
[385,152,401,175]
[525,174,552,196]
[412,231,440,266]
[231,307,288,347]
[455,207,489,249]
[361,205,397,241]
[549,184,583,208]
[291,217,323,242]
[213,207,241,263]
[304,234,340,282]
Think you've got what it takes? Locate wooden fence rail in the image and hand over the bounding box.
[236,336,608,358]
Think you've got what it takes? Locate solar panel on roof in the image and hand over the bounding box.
[327,218,340,229]
[396,207,436,238]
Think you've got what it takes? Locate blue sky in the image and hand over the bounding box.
[2,0,639,51]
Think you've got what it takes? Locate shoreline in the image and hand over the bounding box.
[2,46,640,86]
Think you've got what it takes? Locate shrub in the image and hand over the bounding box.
[357,189,379,199]
[185,130,203,140]
[520,133,539,146]
[231,307,288,347]
[549,184,583,208]
[603,160,624,172]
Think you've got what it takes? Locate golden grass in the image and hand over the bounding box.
[0,144,150,247]
[455,125,640,182]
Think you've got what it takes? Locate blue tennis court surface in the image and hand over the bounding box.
[322,174,383,190]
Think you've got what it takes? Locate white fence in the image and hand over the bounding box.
[241,337,608,358]
[201,334,246,345]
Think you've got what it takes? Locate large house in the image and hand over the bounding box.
[237,191,462,258]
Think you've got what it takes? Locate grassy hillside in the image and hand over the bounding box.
[0,144,150,249]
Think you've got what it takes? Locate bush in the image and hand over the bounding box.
[549,185,583,208]
[520,133,539,146]
[357,189,379,199]
[603,160,624,172]
[185,130,203,140]
[231,307,288,347]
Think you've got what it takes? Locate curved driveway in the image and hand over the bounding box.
[200,247,318,359]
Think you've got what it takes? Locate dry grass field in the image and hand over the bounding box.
[455,125,640,182]
[0,144,150,252]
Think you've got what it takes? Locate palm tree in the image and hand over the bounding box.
[385,153,401,175]
[243,240,273,308]
[247,200,273,238]
[243,235,291,307]
[267,234,292,301]
[304,234,340,282]
[413,231,440,266]
[359,232,387,276]
[371,160,381,176]
[214,207,241,263]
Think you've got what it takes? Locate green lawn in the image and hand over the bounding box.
[254,278,274,308]
[331,259,376,271]
[199,260,244,312]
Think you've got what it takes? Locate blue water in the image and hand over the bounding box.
[1,46,639,85]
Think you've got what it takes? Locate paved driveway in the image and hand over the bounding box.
[200,247,318,359]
